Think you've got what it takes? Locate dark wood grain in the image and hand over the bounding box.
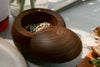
[11,8,82,63]
[30,26,82,63]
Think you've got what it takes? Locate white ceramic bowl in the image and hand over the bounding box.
[0,38,27,67]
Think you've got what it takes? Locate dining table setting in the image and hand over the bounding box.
[0,0,100,67]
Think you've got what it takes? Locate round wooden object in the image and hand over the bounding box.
[11,8,66,63]
[30,26,82,63]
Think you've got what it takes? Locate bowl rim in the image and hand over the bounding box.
[13,8,65,38]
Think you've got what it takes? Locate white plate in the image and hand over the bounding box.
[71,28,99,46]
[0,38,27,67]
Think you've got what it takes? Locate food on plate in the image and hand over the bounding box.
[91,46,100,56]
[97,38,100,45]
[94,26,100,37]
[88,46,100,67]
[92,26,100,55]
[89,57,100,67]
[93,26,100,45]
[88,26,100,67]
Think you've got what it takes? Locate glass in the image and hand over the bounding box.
[34,0,48,8]
[9,0,20,17]
[9,0,32,17]
[9,0,48,17]
[0,0,8,33]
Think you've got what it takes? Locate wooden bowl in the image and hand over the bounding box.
[11,8,66,63]
[30,26,82,63]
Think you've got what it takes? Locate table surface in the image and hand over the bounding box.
[0,0,100,67]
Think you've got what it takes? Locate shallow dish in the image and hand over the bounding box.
[0,38,27,67]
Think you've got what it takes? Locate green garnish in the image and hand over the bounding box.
[89,57,100,67]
